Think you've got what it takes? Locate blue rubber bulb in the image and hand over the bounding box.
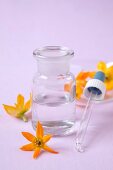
[94,71,105,82]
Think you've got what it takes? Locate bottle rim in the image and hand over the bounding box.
[33,46,74,61]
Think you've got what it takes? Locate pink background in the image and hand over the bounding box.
[0,0,113,170]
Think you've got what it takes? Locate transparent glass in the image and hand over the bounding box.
[32,46,76,136]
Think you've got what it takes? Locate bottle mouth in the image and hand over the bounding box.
[33,46,74,61]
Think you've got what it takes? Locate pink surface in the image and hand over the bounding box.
[0,0,113,170]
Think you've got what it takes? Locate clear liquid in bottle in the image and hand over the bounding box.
[32,93,76,136]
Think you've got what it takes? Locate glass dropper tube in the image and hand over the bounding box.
[75,92,96,152]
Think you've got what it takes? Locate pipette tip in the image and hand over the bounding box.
[75,139,85,152]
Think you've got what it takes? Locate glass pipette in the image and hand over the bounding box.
[75,71,106,152]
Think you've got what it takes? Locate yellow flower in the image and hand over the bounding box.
[3,94,31,122]
[97,61,113,90]
[20,121,58,159]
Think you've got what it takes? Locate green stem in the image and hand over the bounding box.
[22,115,28,122]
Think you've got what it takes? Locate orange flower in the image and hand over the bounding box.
[3,94,31,122]
[20,121,58,159]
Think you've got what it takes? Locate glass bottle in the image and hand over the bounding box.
[32,46,76,136]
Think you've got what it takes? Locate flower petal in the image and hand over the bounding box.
[97,61,106,72]
[20,143,35,151]
[3,105,18,117]
[36,121,44,138]
[43,134,52,143]
[16,94,24,110]
[108,65,113,72]
[105,81,113,90]
[24,99,31,111]
[43,144,58,154]
[106,66,113,79]
[21,132,36,142]
[76,72,89,80]
[88,71,96,78]
[76,85,83,99]
[76,80,87,87]
[33,148,41,159]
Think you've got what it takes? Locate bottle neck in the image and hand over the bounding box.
[37,60,70,76]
